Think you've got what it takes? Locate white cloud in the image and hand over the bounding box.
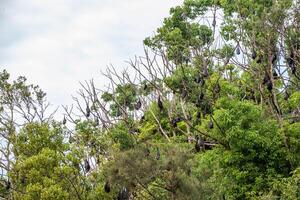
[0,0,183,112]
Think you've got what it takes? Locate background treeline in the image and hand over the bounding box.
[1,0,300,199]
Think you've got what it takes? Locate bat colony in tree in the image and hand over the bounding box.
[1,0,300,199]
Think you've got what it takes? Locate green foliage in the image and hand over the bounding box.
[289,91,300,109]
[10,123,85,200]
[104,143,201,200]
[13,123,66,157]
[109,121,135,150]
[101,83,138,117]
[144,4,213,63]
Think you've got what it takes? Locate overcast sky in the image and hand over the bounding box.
[0,0,182,111]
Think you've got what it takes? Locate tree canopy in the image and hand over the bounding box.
[1,0,300,199]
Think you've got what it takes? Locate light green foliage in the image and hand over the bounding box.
[10,123,85,200]
[109,121,135,150]
[289,91,300,109]
[13,123,66,157]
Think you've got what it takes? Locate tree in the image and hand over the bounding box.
[0,70,55,199]
[2,0,300,199]
[88,0,299,198]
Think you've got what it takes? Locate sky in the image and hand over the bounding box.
[0,0,183,111]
